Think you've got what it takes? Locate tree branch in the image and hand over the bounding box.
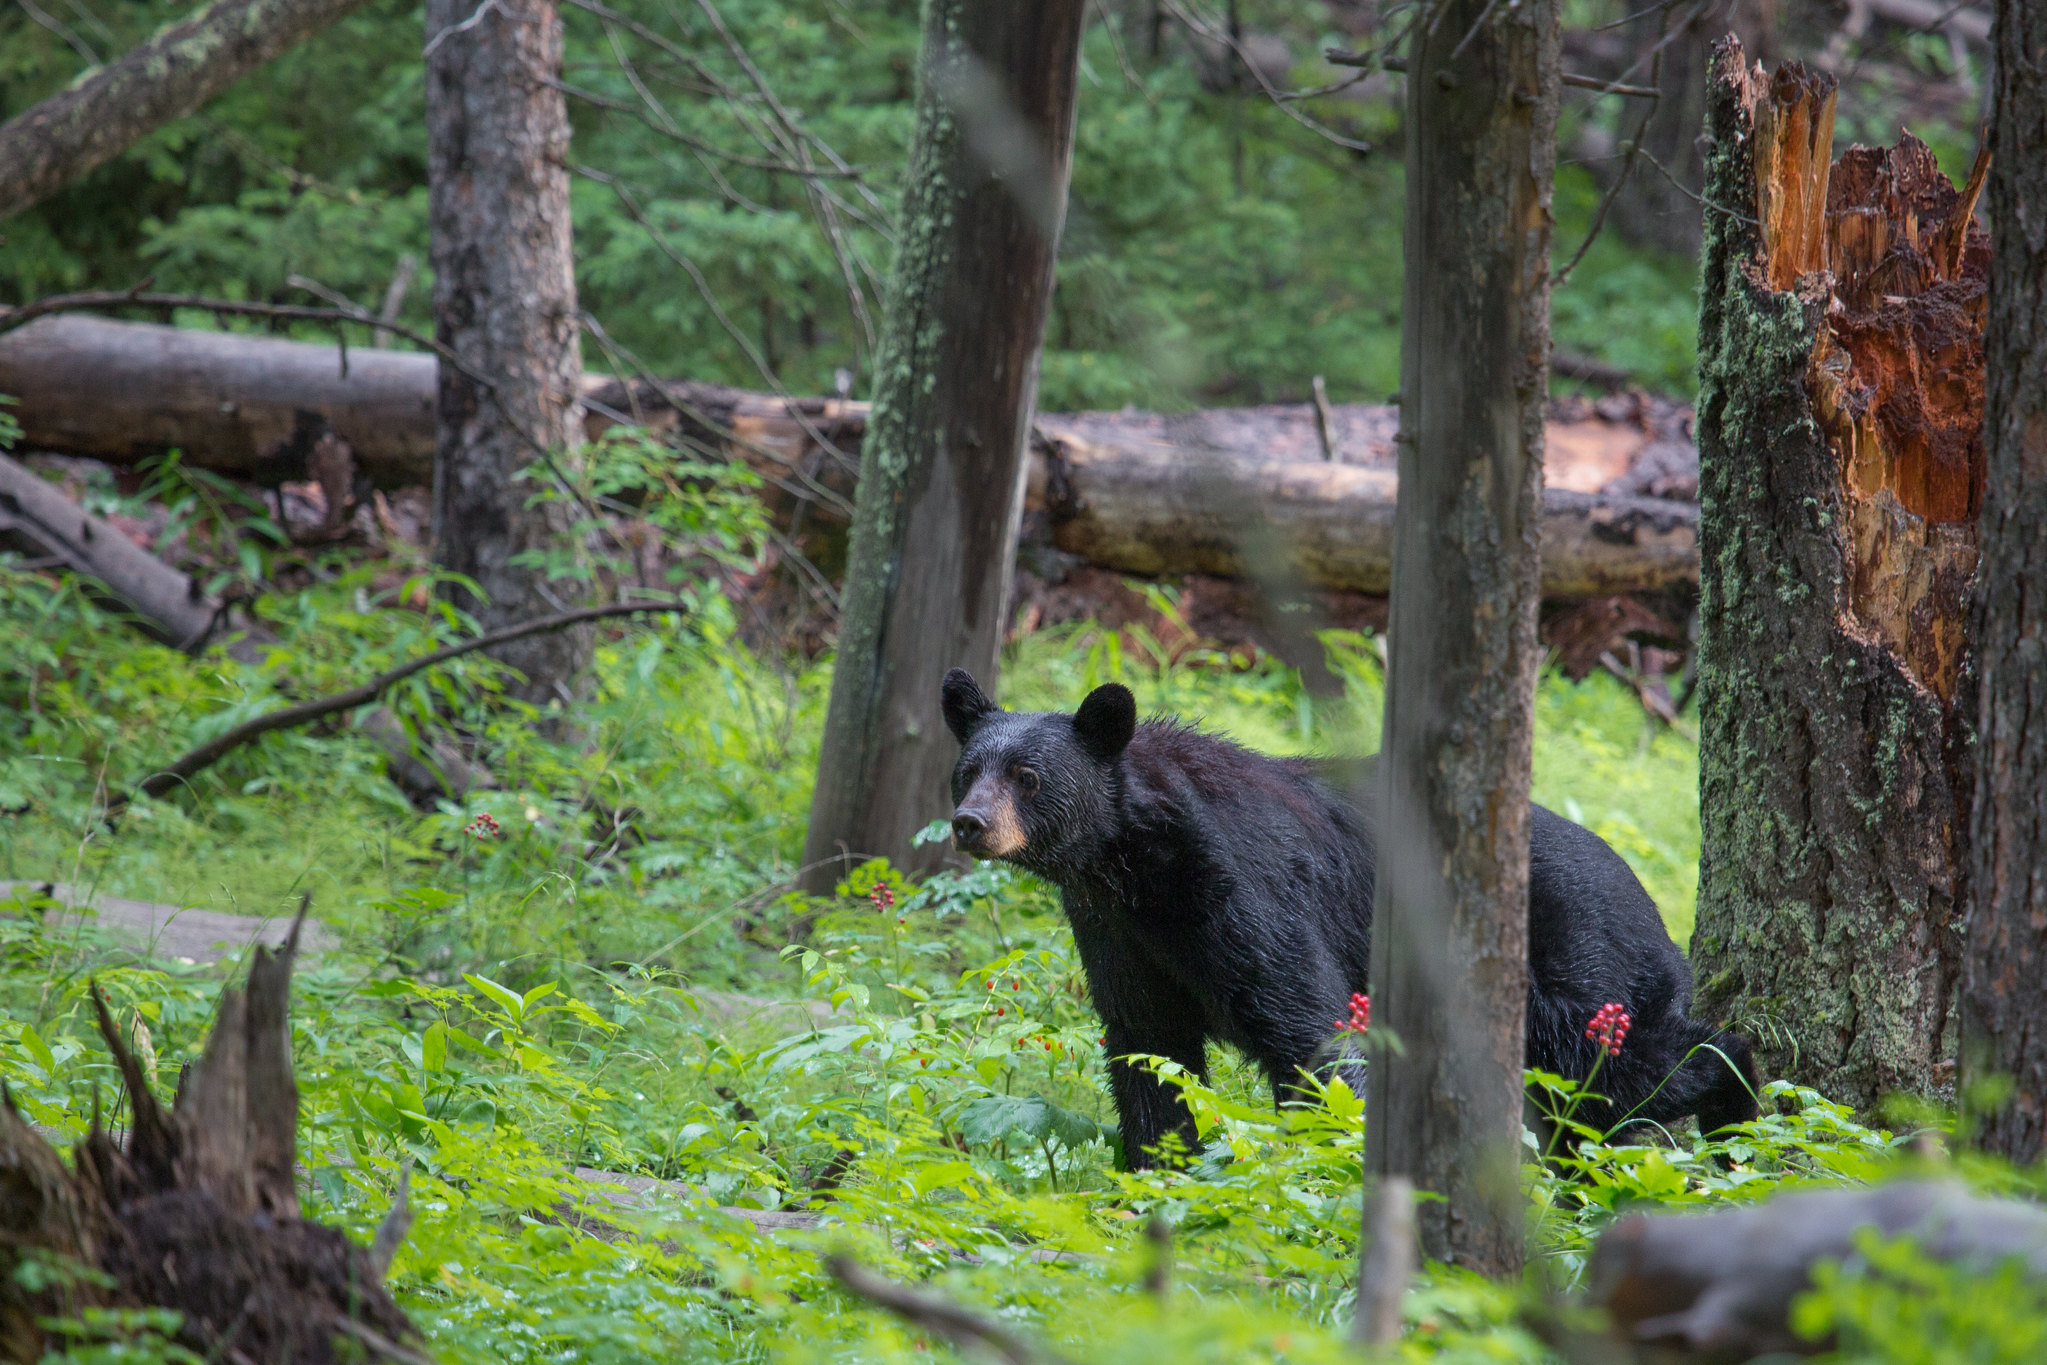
[825,1254,1074,1365]
[124,600,692,806]
[0,0,380,220]
[1352,51,1659,95]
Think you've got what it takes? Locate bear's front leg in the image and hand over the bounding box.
[1103,1015,1207,1169]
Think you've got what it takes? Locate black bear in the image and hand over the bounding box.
[940,668,1760,1168]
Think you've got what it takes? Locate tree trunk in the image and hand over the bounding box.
[1366,0,1558,1279]
[0,0,377,221]
[1959,0,2047,1166]
[799,0,1088,889]
[424,0,588,706]
[1689,46,1987,1111]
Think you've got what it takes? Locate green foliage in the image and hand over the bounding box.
[1796,1230,2047,1365]
[9,561,2039,1362]
[1,0,1720,405]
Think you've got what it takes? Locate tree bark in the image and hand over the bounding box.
[1689,46,1987,1111]
[798,0,1088,888]
[425,0,589,706]
[1959,0,2047,1166]
[0,0,377,221]
[1365,0,1558,1280]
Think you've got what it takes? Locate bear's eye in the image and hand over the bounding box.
[1013,765,1041,797]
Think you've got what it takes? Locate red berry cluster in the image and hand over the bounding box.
[1335,992,1371,1034]
[1586,1002,1632,1057]
[463,812,502,841]
[869,883,895,913]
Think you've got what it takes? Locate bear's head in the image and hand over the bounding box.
[939,667,1136,879]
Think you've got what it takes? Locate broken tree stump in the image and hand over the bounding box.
[0,909,421,1363]
[1689,44,1987,1109]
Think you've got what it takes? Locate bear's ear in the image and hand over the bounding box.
[1073,683,1137,760]
[941,668,996,743]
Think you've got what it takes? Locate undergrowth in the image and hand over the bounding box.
[1,555,2036,1363]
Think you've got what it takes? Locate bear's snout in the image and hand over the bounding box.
[952,776,1026,858]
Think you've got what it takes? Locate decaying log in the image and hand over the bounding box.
[0,906,422,1363]
[0,316,1702,597]
[1689,46,1987,1109]
[0,316,441,485]
[1586,1180,2047,1360]
[0,0,380,220]
[0,449,489,805]
[0,450,227,651]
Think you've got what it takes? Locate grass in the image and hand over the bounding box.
[3,561,2028,1364]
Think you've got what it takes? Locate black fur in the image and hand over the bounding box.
[940,668,1761,1168]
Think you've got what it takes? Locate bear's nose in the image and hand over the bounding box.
[952,810,988,849]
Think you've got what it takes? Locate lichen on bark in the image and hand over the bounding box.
[801,0,1087,887]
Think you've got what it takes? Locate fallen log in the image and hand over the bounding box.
[0,906,423,1363]
[0,448,225,650]
[0,315,1702,596]
[0,448,490,804]
[1585,1179,2047,1359]
[0,0,381,221]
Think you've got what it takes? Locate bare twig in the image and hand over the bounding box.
[124,600,692,806]
[17,0,101,65]
[1360,52,1660,96]
[1160,0,1373,153]
[1311,374,1339,461]
[422,0,502,57]
[328,1315,436,1365]
[373,254,419,348]
[1556,47,1663,288]
[369,1159,414,1277]
[826,1254,1075,1365]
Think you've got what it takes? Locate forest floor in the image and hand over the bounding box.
[4,559,1999,1363]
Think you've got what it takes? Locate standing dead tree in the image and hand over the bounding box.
[1959,0,2047,1166]
[1688,45,1988,1110]
[0,909,420,1363]
[800,0,1090,888]
[1366,0,1560,1279]
[0,0,378,220]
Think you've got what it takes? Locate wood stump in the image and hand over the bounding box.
[0,911,420,1363]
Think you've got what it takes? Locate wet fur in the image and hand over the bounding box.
[941,668,1760,1168]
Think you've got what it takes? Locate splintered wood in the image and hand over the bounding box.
[1741,60,1988,700]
